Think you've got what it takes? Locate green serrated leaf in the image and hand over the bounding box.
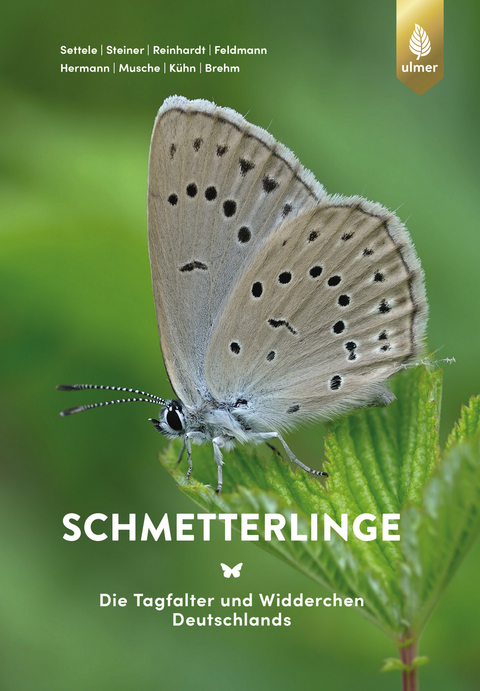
[399,435,480,634]
[445,393,480,450]
[161,441,403,636]
[389,365,442,506]
[159,365,480,649]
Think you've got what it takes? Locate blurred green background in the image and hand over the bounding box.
[1,1,479,689]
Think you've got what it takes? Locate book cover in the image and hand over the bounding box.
[1,2,479,689]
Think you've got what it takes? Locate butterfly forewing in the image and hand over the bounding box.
[204,197,427,430]
[148,97,326,406]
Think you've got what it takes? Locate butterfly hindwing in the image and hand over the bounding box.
[205,197,427,430]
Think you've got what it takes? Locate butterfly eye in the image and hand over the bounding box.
[166,406,184,432]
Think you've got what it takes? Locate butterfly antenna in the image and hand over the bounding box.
[56,384,166,416]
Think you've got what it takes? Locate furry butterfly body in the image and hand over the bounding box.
[58,96,427,492]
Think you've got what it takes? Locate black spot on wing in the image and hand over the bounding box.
[345,341,357,361]
[268,318,297,335]
[252,282,263,298]
[179,261,208,272]
[223,200,237,217]
[205,186,217,201]
[379,299,391,313]
[239,158,255,176]
[286,404,300,414]
[263,175,279,193]
[278,271,292,284]
[237,226,251,243]
[329,375,343,390]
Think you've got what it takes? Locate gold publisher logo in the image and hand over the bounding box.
[397,1,444,95]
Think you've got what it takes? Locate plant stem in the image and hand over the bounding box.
[399,635,417,691]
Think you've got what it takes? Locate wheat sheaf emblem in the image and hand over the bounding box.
[409,24,431,59]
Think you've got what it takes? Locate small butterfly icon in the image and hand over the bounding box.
[220,562,243,578]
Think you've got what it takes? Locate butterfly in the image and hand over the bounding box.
[220,562,243,578]
[58,96,427,493]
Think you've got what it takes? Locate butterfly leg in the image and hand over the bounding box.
[212,437,225,493]
[185,435,194,479]
[176,438,186,464]
[256,432,328,478]
[265,441,285,461]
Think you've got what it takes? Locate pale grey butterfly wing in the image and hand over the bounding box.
[148,96,326,407]
[205,197,427,431]
[58,96,427,494]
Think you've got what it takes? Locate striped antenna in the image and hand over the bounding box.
[56,384,166,417]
